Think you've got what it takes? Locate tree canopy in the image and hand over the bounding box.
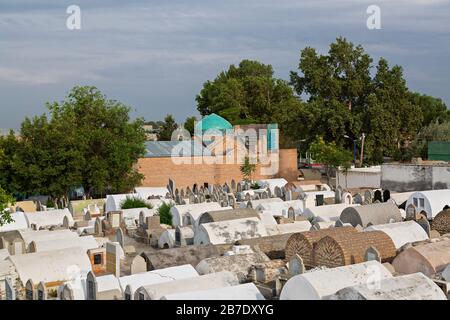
[157,114,178,140]
[0,86,146,200]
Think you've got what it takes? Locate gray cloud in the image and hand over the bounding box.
[0,0,449,129]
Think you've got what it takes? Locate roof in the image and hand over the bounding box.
[31,235,99,253]
[303,204,359,222]
[0,212,29,232]
[136,271,238,300]
[339,202,403,227]
[280,261,392,300]
[119,264,199,295]
[194,217,269,245]
[8,247,92,284]
[195,113,233,132]
[144,140,207,158]
[19,229,79,247]
[364,221,429,249]
[330,273,446,300]
[162,283,265,300]
[24,209,74,229]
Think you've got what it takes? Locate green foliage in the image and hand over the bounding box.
[0,185,14,227]
[157,114,178,140]
[407,121,450,159]
[120,196,153,210]
[250,182,261,190]
[0,86,146,198]
[309,137,353,170]
[196,59,303,146]
[157,201,173,225]
[184,116,197,136]
[240,156,257,183]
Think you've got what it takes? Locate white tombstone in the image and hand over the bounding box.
[131,255,147,275]
[289,254,305,277]
[5,277,15,300]
[116,228,124,248]
[106,242,121,277]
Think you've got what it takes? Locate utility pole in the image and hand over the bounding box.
[359,133,366,167]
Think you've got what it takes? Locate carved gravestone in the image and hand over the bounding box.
[131,255,147,275]
[246,201,253,209]
[116,228,124,248]
[231,179,236,192]
[365,246,381,262]
[274,186,282,198]
[175,194,182,205]
[108,211,122,229]
[186,186,192,196]
[374,190,382,203]
[244,193,251,202]
[106,242,121,277]
[37,282,47,300]
[253,194,260,200]
[383,189,391,202]
[288,207,295,219]
[315,194,324,206]
[193,184,198,195]
[168,179,175,197]
[335,186,343,204]
[364,190,373,204]
[237,183,242,193]
[94,218,103,236]
[5,277,15,300]
[261,191,268,199]
[63,215,70,229]
[405,204,417,221]
[179,188,185,198]
[223,183,230,193]
[188,194,196,204]
[267,188,272,198]
[342,192,353,204]
[194,196,200,203]
[228,194,236,208]
[417,216,430,237]
[25,279,34,300]
[289,254,305,276]
[353,193,363,205]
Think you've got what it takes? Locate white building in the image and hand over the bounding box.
[405,189,450,219]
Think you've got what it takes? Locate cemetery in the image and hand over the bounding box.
[1,164,450,300]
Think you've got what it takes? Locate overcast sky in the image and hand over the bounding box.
[0,0,449,130]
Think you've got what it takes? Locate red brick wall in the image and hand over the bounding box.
[137,148,299,189]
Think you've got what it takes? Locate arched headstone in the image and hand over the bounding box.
[246,200,253,209]
[285,190,292,201]
[63,215,70,229]
[335,186,343,203]
[5,277,15,300]
[261,191,268,199]
[87,272,97,300]
[289,254,305,276]
[274,186,282,198]
[405,204,417,221]
[180,188,185,198]
[342,192,353,204]
[25,279,34,300]
[365,246,381,262]
[131,255,147,275]
[95,217,102,236]
[266,188,272,198]
[353,193,363,205]
[116,228,124,248]
[417,215,430,236]
[374,190,382,203]
[383,189,391,202]
[237,183,242,193]
[37,282,47,300]
[288,207,295,219]
[231,180,236,192]
[364,190,373,204]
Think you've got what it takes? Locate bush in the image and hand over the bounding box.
[250,182,261,190]
[157,201,173,225]
[120,196,153,210]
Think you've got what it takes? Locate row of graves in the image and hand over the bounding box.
[1,179,450,300]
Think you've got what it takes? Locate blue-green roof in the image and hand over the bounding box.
[195,113,233,132]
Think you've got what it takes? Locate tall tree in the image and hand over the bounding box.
[157,114,178,140]
[0,86,146,199]
[184,116,197,136]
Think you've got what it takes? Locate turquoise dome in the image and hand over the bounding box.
[195,113,233,132]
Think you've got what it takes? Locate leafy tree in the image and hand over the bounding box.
[0,86,146,200]
[0,185,14,226]
[309,137,352,184]
[196,59,303,146]
[157,114,178,140]
[408,121,450,159]
[184,116,197,136]
[157,201,174,225]
[240,156,257,183]
[408,93,449,126]
[120,196,153,209]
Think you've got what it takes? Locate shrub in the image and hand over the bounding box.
[157,201,173,225]
[120,196,153,210]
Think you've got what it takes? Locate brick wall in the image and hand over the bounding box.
[137,148,299,189]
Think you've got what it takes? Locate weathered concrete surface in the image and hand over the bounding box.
[329,273,447,300]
